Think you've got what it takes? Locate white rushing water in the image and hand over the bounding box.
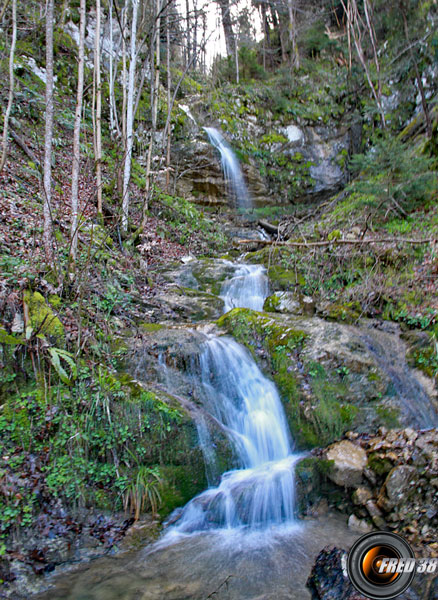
[204,126,251,208]
[221,262,269,312]
[166,336,300,535]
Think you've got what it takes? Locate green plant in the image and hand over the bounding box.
[123,466,162,520]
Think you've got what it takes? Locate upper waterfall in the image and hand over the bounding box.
[204,126,251,208]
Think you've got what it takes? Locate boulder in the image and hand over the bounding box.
[263,292,302,314]
[325,441,367,487]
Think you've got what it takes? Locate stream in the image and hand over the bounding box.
[32,128,436,600]
[36,261,360,600]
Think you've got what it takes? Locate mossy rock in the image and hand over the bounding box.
[23,291,64,343]
[268,265,306,291]
[318,301,361,324]
[159,461,207,517]
[295,456,340,514]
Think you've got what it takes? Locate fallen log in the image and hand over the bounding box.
[235,237,434,247]
[10,129,41,170]
[258,219,278,235]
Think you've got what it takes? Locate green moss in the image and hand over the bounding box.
[375,405,401,428]
[268,265,305,290]
[263,294,281,312]
[323,301,361,324]
[368,452,393,476]
[140,323,164,333]
[23,291,64,342]
[159,462,207,517]
[48,294,62,308]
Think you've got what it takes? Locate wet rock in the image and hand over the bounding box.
[263,292,301,314]
[306,546,367,599]
[347,514,373,534]
[325,441,367,487]
[352,487,372,506]
[384,465,418,507]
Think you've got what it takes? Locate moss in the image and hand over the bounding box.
[268,265,305,291]
[140,323,164,333]
[323,301,361,324]
[295,456,338,514]
[23,291,64,342]
[368,452,394,476]
[263,294,281,312]
[217,308,360,449]
[48,294,62,309]
[375,405,401,428]
[159,462,207,517]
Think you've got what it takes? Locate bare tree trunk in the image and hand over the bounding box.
[216,0,235,57]
[70,0,86,261]
[201,11,207,73]
[43,0,54,260]
[0,0,16,174]
[122,0,139,232]
[165,0,171,190]
[152,0,161,130]
[142,0,161,223]
[340,0,385,127]
[185,0,191,67]
[287,0,299,69]
[235,34,239,83]
[94,0,103,216]
[400,2,432,138]
[121,4,127,146]
[108,0,121,138]
[193,0,198,70]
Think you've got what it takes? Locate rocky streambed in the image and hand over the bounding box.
[4,228,438,599]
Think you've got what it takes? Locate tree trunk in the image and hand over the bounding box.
[122,0,139,232]
[0,0,16,174]
[142,0,161,223]
[340,0,385,128]
[94,0,103,216]
[108,0,121,138]
[217,0,235,57]
[43,0,54,260]
[185,0,191,67]
[400,2,432,138]
[165,1,172,190]
[287,0,299,69]
[70,0,86,261]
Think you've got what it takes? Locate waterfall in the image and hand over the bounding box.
[166,336,300,535]
[221,263,269,312]
[204,126,251,208]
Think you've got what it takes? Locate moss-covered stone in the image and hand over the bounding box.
[268,265,306,291]
[23,291,64,343]
[318,301,361,324]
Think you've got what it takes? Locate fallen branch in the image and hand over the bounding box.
[235,237,434,247]
[10,128,41,170]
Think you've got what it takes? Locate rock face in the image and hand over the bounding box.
[325,441,368,487]
[281,124,349,200]
[172,138,272,208]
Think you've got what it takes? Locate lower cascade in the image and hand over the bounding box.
[166,335,301,535]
